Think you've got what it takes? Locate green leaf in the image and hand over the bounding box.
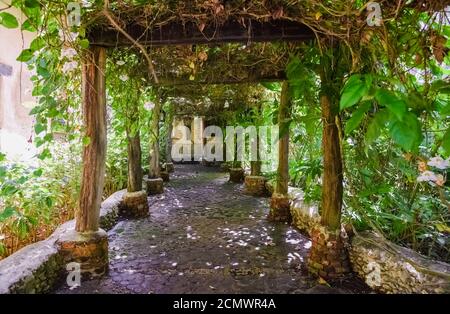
[0,12,19,29]
[261,82,281,92]
[442,128,450,156]
[45,196,53,208]
[365,109,389,146]
[435,223,450,233]
[345,102,371,134]
[21,19,36,32]
[388,112,423,152]
[0,166,6,178]
[38,148,51,160]
[34,123,46,134]
[1,183,18,196]
[0,207,16,221]
[30,37,45,51]
[16,49,33,62]
[79,38,90,49]
[340,75,369,110]
[375,89,407,121]
[82,136,91,146]
[24,0,40,8]
[33,168,43,177]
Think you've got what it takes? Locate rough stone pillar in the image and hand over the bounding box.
[146,177,164,195]
[229,167,245,183]
[244,175,267,196]
[160,170,170,182]
[61,46,108,278]
[121,191,149,218]
[57,230,108,279]
[268,81,291,222]
[165,162,175,173]
[308,226,351,280]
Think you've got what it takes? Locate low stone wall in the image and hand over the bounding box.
[349,231,450,294]
[0,189,124,294]
[288,187,320,237]
[284,187,450,293]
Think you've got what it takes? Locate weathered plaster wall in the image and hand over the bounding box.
[0,2,36,161]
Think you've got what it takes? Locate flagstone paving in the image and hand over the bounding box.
[55,164,370,294]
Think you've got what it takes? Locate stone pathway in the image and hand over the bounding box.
[55,164,370,294]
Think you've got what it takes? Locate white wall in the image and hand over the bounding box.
[0,2,36,161]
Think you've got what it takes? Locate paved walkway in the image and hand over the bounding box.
[55,164,369,294]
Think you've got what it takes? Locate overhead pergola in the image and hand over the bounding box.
[69,2,347,281]
[88,19,314,47]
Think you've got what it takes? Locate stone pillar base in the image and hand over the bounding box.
[160,170,170,182]
[307,226,351,280]
[121,191,149,217]
[220,163,230,173]
[165,163,174,173]
[201,159,215,167]
[268,193,292,222]
[244,176,267,196]
[145,178,164,195]
[229,168,244,183]
[57,229,108,279]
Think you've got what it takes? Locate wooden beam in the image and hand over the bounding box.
[76,46,107,232]
[89,19,314,47]
[155,73,286,86]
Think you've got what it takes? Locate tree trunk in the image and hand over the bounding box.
[149,97,161,178]
[275,81,290,195]
[127,131,143,192]
[250,161,261,176]
[76,46,107,232]
[165,105,174,163]
[320,93,343,231]
[250,104,262,176]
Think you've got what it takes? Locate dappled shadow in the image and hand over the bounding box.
[55,164,369,294]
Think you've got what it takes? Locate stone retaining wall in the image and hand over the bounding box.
[349,231,450,294]
[288,187,320,237]
[284,186,450,293]
[0,189,124,294]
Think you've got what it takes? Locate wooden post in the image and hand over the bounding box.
[275,81,290,195]
[126,130,143,192]
[268,81,291,222]
[307,47,350,280]
[76,46,106,233]
[250,104,262,176]
[149,97,162,178]
[123,128,149,218]
[165,105,174,163]
[58,46,109,279]
[320,93,343,231]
